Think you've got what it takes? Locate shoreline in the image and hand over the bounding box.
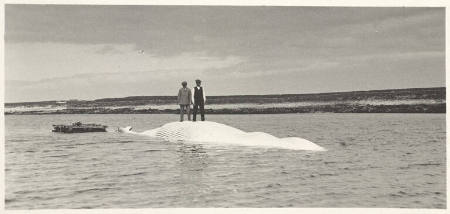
[5,103,445,115]
[5,87,446,115]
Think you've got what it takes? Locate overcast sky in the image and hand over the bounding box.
[5,5,445,102]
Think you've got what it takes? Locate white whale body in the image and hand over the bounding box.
[119,121,325,151]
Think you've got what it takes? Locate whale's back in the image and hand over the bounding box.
[134,121,325,151]
[143,121,245,141]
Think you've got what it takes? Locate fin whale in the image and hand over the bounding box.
[119,121,325,151]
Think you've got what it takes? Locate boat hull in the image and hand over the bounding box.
[52,123,107,133]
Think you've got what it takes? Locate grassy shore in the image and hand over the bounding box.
[5,87,445,114]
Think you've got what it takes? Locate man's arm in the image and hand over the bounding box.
[188,89,192,104]
[177,89,181,104]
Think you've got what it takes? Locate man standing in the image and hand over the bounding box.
[177,81,192,122]
[192,79,206,121]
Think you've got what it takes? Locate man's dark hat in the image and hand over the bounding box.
[195,79,201,83]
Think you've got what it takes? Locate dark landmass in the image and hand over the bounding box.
[6,87,445,107]
[6,104,446,115]
[5,87,446,114]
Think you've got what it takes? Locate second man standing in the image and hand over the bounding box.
[192,79,206,121]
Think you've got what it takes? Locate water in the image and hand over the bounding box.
[5,114,446,209]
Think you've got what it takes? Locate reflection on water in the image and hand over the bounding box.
[176,144,210,202]
[177,144,209,172]
[5,114,446,209]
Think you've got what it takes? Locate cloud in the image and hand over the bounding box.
[4,6,445,102]
[6,46,444,102]
[6,42,246,81]
[5,42,247,102]
[95,45,125,55]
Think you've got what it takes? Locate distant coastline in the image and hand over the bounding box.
[5,87,446,115]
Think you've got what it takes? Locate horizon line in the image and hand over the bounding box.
[5,86,445,104]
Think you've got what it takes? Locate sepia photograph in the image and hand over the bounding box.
[3,2,447,211]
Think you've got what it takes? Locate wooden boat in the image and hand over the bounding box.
[52,121,107,133]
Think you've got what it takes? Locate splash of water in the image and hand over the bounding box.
[119,121,325,151]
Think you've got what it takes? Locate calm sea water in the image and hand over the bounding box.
[5,114,446,209]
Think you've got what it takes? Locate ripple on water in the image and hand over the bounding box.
[5,114,446,209]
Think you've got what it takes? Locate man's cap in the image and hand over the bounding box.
[181,81,187,85]
[195,79,201,83]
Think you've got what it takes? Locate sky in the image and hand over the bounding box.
[5,5,445,102]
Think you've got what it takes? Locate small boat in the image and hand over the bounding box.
[52,121,107,133]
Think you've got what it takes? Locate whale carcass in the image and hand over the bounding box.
[119,121,325,151]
